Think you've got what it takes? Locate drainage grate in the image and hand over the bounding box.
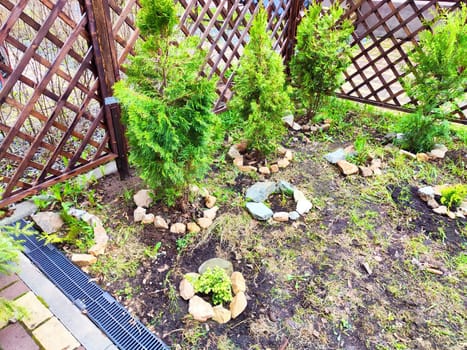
[13,220,169,350]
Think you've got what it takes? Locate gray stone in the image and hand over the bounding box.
[133,189,153,208]
[245,181,277,202]
[288,211,300,221]
[292,122,302,131]
[198,258,233,276]
[246,202,273,221]
[228,145,242,159]
[418,186,435,202]
[324,148,346,164]
[282,114,294,128]
[67,207,87,219]
[296,199,312,215]
[427,199,439,209]
[31,211,64,234]
[278,180,295,195]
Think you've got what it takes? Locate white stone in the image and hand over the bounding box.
[231,272,246,295]
[418,186,435,202]
[399,150,417,159]
[170,223,186,234]
[212,305,231,324]
[133,207,146,222]
[293,189,307,202]
[228,145,242,159]
[31,212,64,234]
[230,292,247,319]
[433,206,448,215]
[154,216,169,229]
[142,213,155,224]
[285,150,293,161]
[277,158,290,168]
[296,199,312,215]
[189,296,214,322]
[273,212,289,222]
[187,222,201,233]
[205,195,217,209]
[179,279,195,300]
[133,189,153,208]
[282,115,294,128]
[203,206,219,220]
[71,253,97,267]
[197,217,213,229]
[259,166,270,175]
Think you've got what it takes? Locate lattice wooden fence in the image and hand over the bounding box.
[0,0,465,207]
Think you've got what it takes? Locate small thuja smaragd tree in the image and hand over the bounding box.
[228,6,291,157]
[114,0,220,206]
[290,2,354,122]
[398,4,467,153]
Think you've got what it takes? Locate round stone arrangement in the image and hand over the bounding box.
[418,185,467,219]
[179,258,247,324]
[244,181,312,221]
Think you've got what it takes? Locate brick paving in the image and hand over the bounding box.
[0,273,82,350]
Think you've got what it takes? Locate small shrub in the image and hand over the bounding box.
[398,4,467,152]
[194,267,232,305]
[290,1,354,121]
[395,111,449,153]
[228,6,291,157]
[114,0,221,205]
[346,135,370,166]
[440,184,467,210]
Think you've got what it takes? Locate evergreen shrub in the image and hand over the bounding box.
[290,1,354,121]
[398,4,467,153]
[114,0,221,205]
[228,7,291,157]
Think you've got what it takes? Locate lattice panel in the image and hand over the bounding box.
[0,0,117,205]
[339,0,466,119]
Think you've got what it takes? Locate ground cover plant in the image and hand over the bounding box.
[71,96,466,350]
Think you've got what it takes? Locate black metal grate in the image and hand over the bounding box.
[14,220,169,350]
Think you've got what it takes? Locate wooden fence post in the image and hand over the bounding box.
[85,0,130,179]
[283,0,303,65]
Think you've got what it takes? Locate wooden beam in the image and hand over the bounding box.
[85,0,130,179]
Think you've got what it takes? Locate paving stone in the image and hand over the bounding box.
[33,317,80,350]
[0,323,39,350]
[0,273,19,290]
[0,280,29,300]
[14,291,53,330]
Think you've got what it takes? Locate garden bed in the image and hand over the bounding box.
[69,108,467,349]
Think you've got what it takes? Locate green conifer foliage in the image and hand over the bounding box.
[113,0,220,205]
[228,7,291,157]
[290,2,354,121]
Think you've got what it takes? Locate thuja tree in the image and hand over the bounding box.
[397,4,467,153]
[114,0,220,205]
[228,6,291,157]
[290,2,354,122]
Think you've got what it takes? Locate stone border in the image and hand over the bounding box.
[244,181,312,221]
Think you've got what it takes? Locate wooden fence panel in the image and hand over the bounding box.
[0,0,465,207]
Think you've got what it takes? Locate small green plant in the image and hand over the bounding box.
[113,0,221,206]
[346,135,370,166]
[290,1,354,121]
[228,6,291,157]
[144,241,161,259]
[0,297,27,324]
[39,203,95,252]
[395,111,450,153]
[440,184,467,210]
[194,267,233,305]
